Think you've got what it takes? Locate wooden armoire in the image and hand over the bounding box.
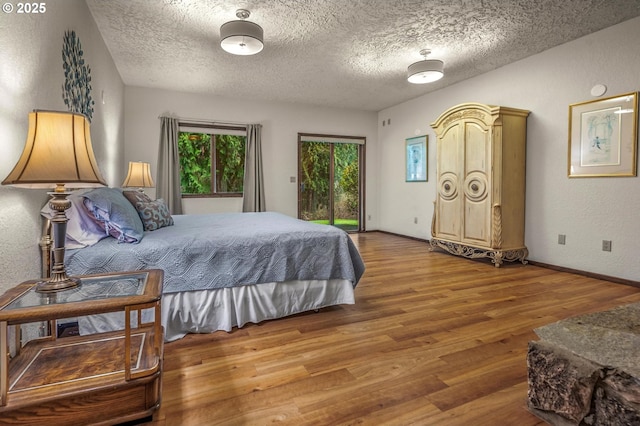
[429,103,530,267]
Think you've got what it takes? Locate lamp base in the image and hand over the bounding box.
[36,188,80,293]
[36,273,80,293]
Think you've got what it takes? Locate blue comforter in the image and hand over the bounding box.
[66,212,365,294]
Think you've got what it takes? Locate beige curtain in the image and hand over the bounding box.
[242,124,266,212]
[157,116,183,215]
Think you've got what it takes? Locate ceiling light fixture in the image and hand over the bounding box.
[407,49,444,84]
[220,9,264,56]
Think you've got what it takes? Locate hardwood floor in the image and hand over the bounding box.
[147,232,640,425]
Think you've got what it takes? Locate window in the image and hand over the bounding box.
[178,126,246,197]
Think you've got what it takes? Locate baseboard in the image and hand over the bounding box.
[373,231,640,288]
[373,230,430,243]
[527,260,640,289]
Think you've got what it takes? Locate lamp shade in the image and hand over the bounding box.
[2,110,106,292]
[122,161,155,188]
[407,59,444,84]
[2,110,106,188]
[220,20,264,55]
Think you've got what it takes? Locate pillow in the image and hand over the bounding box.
[40,189,107,249]
[123,190,174,231]
[82,188,144,243]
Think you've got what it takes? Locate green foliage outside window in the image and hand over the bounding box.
[334,143,359,218]
[299,142,359,221]
[178,132,245,195]
[178,133,212,194]
[215,134,245,193]
[300,142,330,207]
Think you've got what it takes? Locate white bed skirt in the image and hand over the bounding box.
[78,279,355,342]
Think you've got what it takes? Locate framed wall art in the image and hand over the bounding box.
[406,135,427,182]
[568,92,638,177]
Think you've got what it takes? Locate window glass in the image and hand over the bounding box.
[178,131,246,196]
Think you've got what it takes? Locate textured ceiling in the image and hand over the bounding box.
[86,0,640,111]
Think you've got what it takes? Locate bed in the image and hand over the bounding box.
[41,188,365,342]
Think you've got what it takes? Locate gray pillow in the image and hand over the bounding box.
[82,188,144,243]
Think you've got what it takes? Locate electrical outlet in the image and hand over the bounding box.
[414,217,418,224]
[602,240,612,252]
[367,215,371,221]
[558,234,566,245]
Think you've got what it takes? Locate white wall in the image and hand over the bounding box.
[378,17,640,281]
[124,87,379,221]
[0,1,124,293]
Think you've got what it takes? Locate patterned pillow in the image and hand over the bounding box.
[123,190,174,231]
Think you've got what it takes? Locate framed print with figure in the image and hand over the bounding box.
[406,135,427,182]
[568,92,638,177]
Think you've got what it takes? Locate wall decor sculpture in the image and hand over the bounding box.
[61,30,94,122]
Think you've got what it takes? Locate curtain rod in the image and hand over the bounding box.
[170,116,248,128]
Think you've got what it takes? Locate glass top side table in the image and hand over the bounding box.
[0,269,164,425]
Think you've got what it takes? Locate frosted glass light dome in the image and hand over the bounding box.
[407,49,444,84]
[407,59,444,84]
[220,10,264,56]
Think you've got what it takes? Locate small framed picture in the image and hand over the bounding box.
[406,135,427,182]
[568,92,638,177]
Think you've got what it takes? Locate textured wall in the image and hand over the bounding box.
[0,0,124,294]
[377,17,640,281]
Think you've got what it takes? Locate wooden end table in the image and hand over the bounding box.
[0,269,164,425]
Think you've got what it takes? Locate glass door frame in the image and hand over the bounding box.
[297,133,366,232]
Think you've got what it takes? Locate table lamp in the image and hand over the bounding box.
[2,110,106,292]
[121,161,154,191]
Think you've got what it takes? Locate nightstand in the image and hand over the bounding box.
[0,269,164,425]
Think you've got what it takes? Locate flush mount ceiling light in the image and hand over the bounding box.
[220,9,264,56]
[407,49,444,84]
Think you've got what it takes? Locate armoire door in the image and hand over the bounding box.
[461,119,492,247]
[435,122,463,241]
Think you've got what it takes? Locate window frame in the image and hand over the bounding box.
[178,123,247,198]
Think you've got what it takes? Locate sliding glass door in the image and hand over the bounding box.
[298,134,365,232]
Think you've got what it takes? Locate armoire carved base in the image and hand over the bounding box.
[429,238,528,268]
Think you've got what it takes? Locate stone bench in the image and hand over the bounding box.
[527,302,640,425]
